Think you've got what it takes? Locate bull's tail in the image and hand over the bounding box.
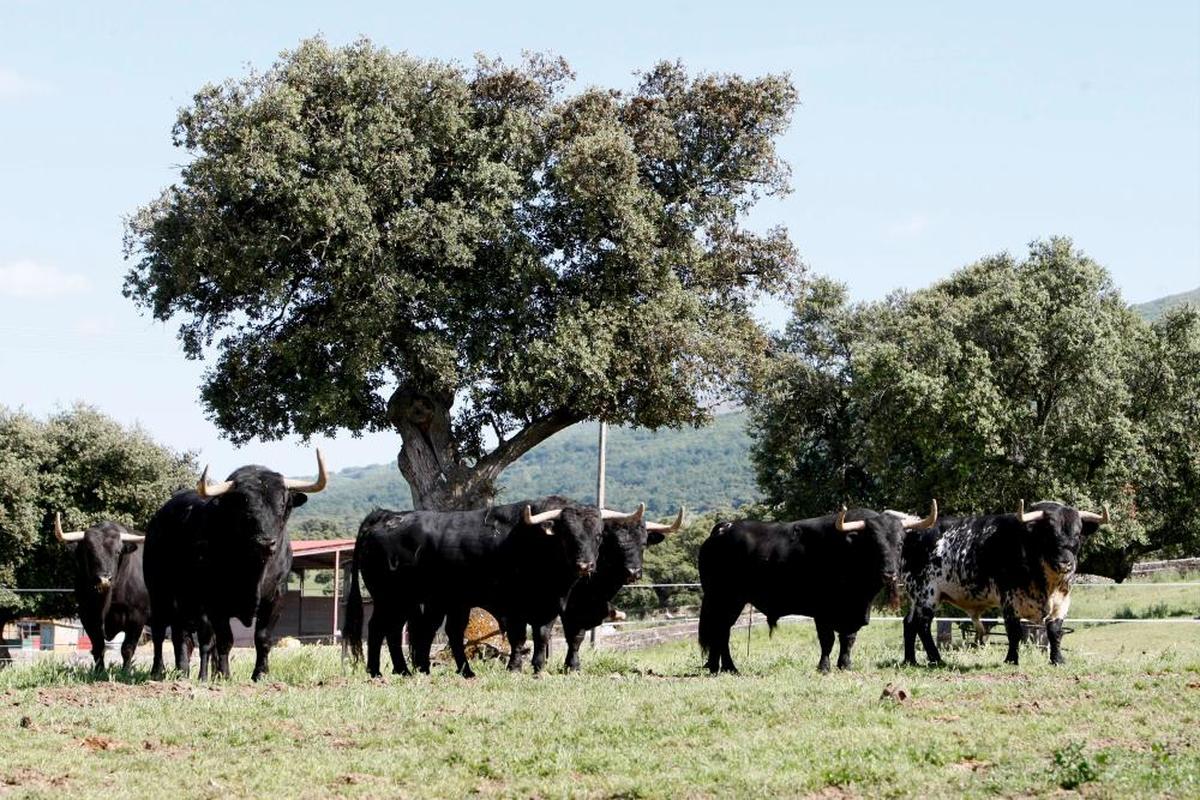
[343,538,364,664]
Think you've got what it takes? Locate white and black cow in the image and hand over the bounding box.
[901,500,1110,667]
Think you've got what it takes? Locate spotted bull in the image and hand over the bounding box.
[901,500,1110,666]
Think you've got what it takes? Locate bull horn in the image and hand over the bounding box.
[524,506,563,525]
[835,506,867,533]
[601,503,645,524]
[119,531,146,543]
[645,507,684,533]
[885,499,938,530]
[1078,504,1111,525]
[54,513,86,543]
[1016,499,1045,523]
[196,465,234,498]
[283,449,328,493]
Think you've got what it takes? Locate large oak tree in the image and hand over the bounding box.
[749,238,1200,578]
[124,38,801,510]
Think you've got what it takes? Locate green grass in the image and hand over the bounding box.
[2,620,1198,798]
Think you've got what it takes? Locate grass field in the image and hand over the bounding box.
[2,617,1198,798]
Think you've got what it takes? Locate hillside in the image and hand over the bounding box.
[1133,287,1199,321]
[293,411,758,532]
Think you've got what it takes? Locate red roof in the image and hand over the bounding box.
[290,538,355,556]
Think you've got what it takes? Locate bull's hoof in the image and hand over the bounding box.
[458,666,476,679]
[837,662,852,671]
[817,661,831,673]
[1050,655,1065,666]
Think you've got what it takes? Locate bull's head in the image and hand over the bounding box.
[56,514,143,594]
[192,451,328,610]
[523,504,605,576]
[597,506,684,584]
[1015,500,1110,574]
[835,504,935,607]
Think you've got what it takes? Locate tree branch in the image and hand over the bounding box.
[474,407,585,483]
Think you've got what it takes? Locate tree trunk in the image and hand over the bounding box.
[387,385,583,511]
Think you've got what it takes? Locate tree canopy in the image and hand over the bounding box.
[124,38,801,509]
[749,238,1200,577]
[0,405,196,631]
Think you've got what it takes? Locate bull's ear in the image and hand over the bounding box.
[291,492,309,508]
[121,541,139,555]
[541,522,555,536]
[647,531,665,546]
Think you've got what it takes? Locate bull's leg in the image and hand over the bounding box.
[408,610,436,675]
[251,597,283,682]
[385,616,410,676]
[365,607,388,678]
[530,620,554,674]
[563,622,587,673]
[699,596,741,674]
[196,618,215,681]
[171,625,191,677]
[902,608,919,665]
[83,617,106,673]
[150,620,167,680]
[120,623,140,672]
[912,604,942,665]
[836,629,858,671]
[1045,618,1066,665]
[504,623,528,671]
[445,607,475,678]
[972,613,987,647]
[1001,605,1022,665]
[815,618,836,673]
[212,617,234,679]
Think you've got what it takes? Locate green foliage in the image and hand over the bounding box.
[293,411,760,531]
[0,405,196,622]
[123,37,801,508]
[1053,741,1108,790]
[749,238,1200,568]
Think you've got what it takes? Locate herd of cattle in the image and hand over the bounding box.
[51,451,1110,681]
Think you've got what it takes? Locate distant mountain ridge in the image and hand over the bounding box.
[293,411,758,531]
[1134,287,1199,322]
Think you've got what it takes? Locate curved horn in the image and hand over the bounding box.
[645,507,684,533]
[601,503,645,524]
[54,513,85,543]
[835,506,867,533]
[1077,504,1111,525]
[119,531,146,543]
[524,506,563,525]
[196,465,233,498]
[1016,499,1045,523]
[909,499,938,530]
[283,449,328,493]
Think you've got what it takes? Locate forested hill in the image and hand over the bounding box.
[1134,287,1199,322]
[292,411,758,533]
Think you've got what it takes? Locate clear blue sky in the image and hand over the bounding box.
[2,1,1198,476]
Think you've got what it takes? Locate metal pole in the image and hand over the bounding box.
[591,420,609,649]
[332,550,341,645]
[298,570,305,642]
[596,420,608,509]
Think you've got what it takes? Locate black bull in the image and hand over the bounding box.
[144,453,326,681]
[55,515,150,671]
[345,498,663,678]
[698,508,917,674]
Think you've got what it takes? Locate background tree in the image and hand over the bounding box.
[750,238,1200,577]
[124,38,801,510]
[0,405,195,661]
